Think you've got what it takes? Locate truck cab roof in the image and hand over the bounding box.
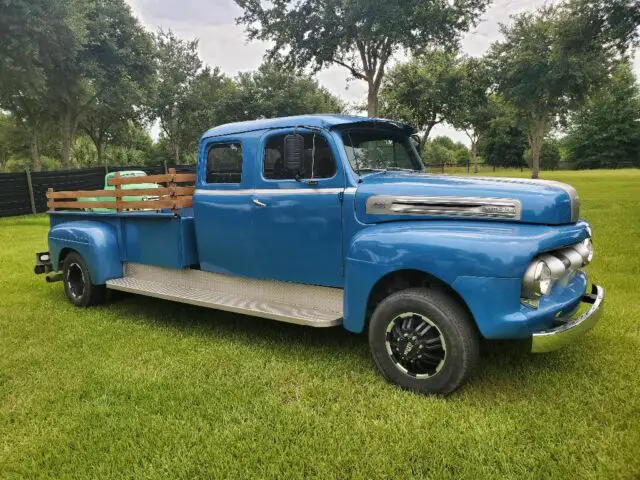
[201,114,415,140]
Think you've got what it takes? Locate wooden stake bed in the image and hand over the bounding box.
[46,168,196,213]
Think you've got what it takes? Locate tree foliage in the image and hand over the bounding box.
[234,63,344,120]
[564,61,640,168]
[235,0,488,116]
[380,51,464,140]
[489,0,640,178]
[422,136,472,166]
[0,0,154,169]
[448,58,494,171]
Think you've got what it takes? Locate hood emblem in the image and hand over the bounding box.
[366,195,522,220]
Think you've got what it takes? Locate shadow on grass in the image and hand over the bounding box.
[64,289,610,399]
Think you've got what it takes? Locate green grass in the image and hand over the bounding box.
[1,169,639,479]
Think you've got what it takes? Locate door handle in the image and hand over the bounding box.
[252,198,267,207]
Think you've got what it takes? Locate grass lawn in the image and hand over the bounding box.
[1,169,639,479]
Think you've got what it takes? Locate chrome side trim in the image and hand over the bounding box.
[531,284,604,353]
[366,195,522,220]
[106,263,343,327]
[195,188,344,196]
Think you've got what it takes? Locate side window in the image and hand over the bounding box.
[206,143,242,184]
[263,133,336,180]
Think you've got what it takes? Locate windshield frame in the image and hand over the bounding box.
[338,128,425,176]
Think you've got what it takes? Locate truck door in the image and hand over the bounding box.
[193,138,257,277]
[252,129,345,287]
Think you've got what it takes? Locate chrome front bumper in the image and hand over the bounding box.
[531,284,604,353]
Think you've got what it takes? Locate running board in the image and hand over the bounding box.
[106,263,343,327]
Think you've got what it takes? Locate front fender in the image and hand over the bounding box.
[343,220,590,335]
[49,221,122,284]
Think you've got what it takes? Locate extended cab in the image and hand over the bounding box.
[35,115,604,395]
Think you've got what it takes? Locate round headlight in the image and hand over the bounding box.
[523,260,553,297]
[535,262,552,295]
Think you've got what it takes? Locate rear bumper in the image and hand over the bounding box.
[531,284,604,353]
[34,251,53,275]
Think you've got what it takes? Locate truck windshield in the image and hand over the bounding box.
[341,130,423,175]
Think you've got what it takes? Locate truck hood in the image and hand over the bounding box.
[354,172,580,225]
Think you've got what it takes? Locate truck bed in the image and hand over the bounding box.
[49,209,199,269]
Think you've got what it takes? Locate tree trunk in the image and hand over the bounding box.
[528,118,546,180]
[30,131,41,172]
[96,139,105,167]
[471,141,478,174]
[60,110,77,168]
[367,81,379,117]
[424,123,436,143]
[173,141,180,168]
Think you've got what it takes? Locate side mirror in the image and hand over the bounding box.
[284,133,304,173]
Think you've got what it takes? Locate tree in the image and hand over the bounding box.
[234,62,344,120]
[235,0,489,116]
[0,0,154,168]
[477,95,527,168]
[422,136,472,166]
[526,139,561,170]
[53,0,153,168]
[565,61,640,168]
[150,30,203,167]
[380,51,464,141]
[479,125,527,168]
[0,0,60,170]
[449,58,493,172]
[79,0,155,167]
[178,67,240,160]
[490,0,640,178]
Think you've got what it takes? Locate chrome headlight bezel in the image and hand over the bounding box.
[521,237,594,304]
[523,259,553,298]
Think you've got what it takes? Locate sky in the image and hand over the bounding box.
[125,0,640,146]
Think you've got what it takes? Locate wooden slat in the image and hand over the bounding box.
[47,199,175,210]
[107,173,195,186]
[175,196,193,208]
[115,172,122,212]
[47,186,195,199]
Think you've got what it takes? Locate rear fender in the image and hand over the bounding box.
[48,221,122,284]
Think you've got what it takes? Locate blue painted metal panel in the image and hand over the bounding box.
[48,220,122,284]
[48,211,199,281]
[250,128,345,286]
[193,133,258,276]
[452,271,588,339]
[201,114,413,140]
[354,172,574,225]
[342,220,591,335]
[121,215,198,269]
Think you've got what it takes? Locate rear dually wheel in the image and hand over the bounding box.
[62,252,106,307]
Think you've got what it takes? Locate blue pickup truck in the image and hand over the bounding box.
[35,115,603,395]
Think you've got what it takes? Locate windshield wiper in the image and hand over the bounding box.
[357,168,387,174]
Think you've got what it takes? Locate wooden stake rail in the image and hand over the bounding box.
[47,169,196,213]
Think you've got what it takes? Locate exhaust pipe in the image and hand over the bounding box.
[46,273,63,283]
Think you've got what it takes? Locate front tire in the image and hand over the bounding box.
[368,288,479,395]
[62,252,106,307]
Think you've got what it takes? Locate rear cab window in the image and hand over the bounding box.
[206,143,243,184]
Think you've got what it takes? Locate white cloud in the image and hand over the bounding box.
[128,0,640,145]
